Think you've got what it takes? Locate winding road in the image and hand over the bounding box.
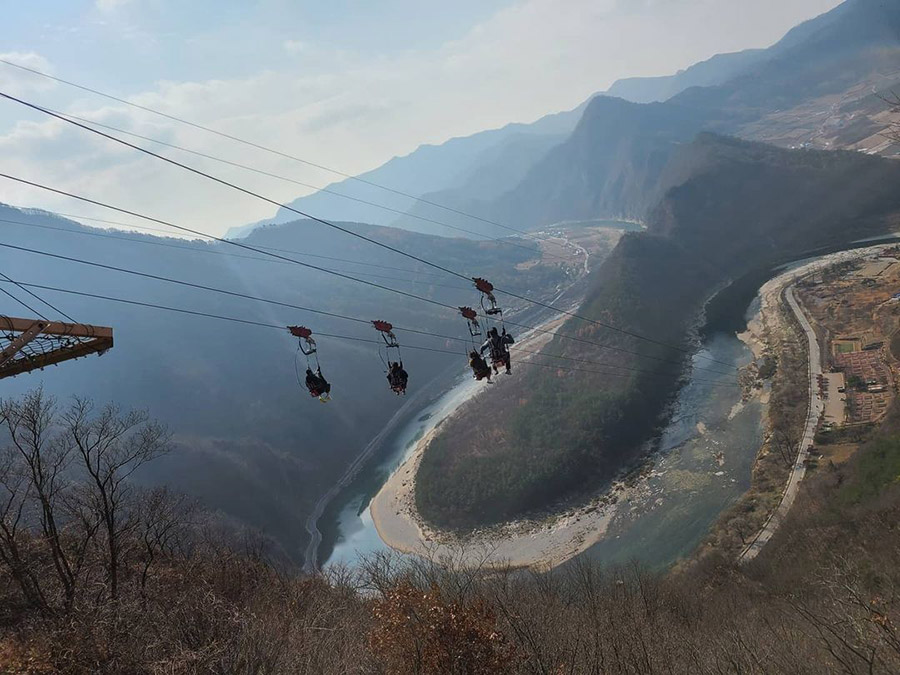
[740,284,823,562]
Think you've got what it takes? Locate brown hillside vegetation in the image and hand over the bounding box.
[4,388,900,673]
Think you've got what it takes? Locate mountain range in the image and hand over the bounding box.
[230,0,900,240]
[409,0,900,527]
[442,0,900,231]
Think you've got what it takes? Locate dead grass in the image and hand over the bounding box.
[819,442,860,464]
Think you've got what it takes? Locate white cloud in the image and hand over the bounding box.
[0,0,843,235]
[282,40,307,55]
[0,52,56,94]
[95,0,133,12]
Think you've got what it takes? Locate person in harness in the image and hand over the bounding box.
[387,360,409,395]
[305,367,331,400]
[469,350,493,382]
[480,327,514,374]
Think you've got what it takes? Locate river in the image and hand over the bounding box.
[572,328,761,569]
[581,236,900,569]
[320,306,761,571]
[321,367,484,567]
[319,236,900,571]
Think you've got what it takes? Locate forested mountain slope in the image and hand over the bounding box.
[416,134,900,529]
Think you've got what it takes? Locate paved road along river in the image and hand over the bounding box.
[740,284,823,562]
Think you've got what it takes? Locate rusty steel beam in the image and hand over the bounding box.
[0,316,114,380]
[0,316,112,339]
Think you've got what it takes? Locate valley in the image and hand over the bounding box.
[349,242,900,574]
[0,205,577,564]
[364,315,757,571]
[328,241,900,572]
[4,2,900,671]
[315,224,621,569]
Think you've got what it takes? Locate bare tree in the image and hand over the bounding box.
[0,391,171,612]
[135,486,193,605]
[0,443,47,612]
[61,397,170,601]
[771,428,800,469]
[0,389,81,611]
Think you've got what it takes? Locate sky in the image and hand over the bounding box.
[0,0,843,236]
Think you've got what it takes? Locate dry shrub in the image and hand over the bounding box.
[5,388,900,673]
[0,635,55,674]
[370,580,517,675]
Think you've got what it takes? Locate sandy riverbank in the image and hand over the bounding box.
[369,315,640,570]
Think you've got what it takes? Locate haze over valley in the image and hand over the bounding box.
[2,1,900,672]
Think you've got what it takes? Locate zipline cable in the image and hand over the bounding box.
[0,278,740,388]
[0,241,738,381]
[0,92,473,282]
[47,213,459,279]
[0,58,569,241]
[40,106,560,259]
[0,218,473,291]
[0,92,736,369]
[0,282,45,319]
[0,172,460,310]
[0,269,75,322]
[0,175,736,376]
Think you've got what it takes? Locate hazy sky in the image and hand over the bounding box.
[0,0,843,235]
